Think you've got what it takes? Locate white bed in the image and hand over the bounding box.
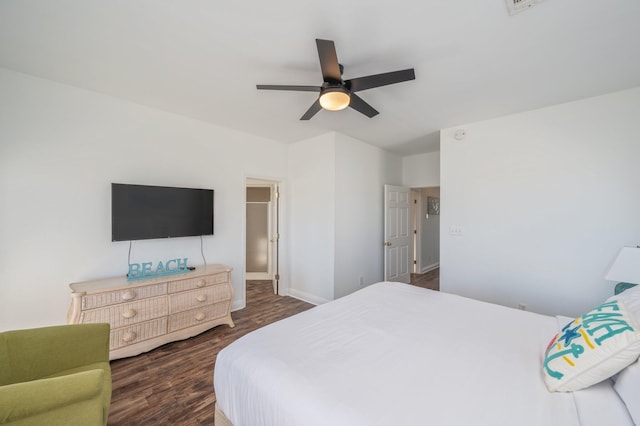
[213,282,635,425]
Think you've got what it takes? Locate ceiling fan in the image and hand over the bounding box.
[257,39,416,120]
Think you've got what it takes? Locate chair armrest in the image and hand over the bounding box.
[0,369,104,423]
[0,324,110,384]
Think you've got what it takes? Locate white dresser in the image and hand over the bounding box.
[68,264,234,360]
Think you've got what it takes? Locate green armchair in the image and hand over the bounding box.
[0,324,111,426]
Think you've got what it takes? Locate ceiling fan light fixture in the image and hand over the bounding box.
[256,39,415,120]
[319,87,350,111]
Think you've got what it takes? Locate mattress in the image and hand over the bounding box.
[214,282,632,425]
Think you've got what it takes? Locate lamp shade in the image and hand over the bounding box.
[605,247,640,284]
[319,88,350,111]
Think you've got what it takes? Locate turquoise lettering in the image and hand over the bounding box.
[128,263,141,278]
[582,312,623,327]
[177,258,188,271]
[126,258,192,281]
[587,320,634,345]
[594,300,620,312]
[544,343,585,379]
[166,259,177,271]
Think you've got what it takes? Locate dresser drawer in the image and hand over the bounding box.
[168,284,231,313]
[81,283,167,309]
[80,296,168,328]
[167,272,228,293]
[168,303,230,332]
[110,317,168,350]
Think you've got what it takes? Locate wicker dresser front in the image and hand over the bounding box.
[68,265,234,360]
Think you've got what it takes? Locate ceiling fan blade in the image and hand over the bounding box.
[349,93,379,118]
[346,68,415,92]
[316,39,342,83]
[300,99,322,120]
[257,85,321,92]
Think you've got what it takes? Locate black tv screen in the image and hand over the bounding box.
[112,183,214,241]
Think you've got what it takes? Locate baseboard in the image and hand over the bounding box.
[231,287,329,310]
[421,262,439,274]
[287,288,329,306]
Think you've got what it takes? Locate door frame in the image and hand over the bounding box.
[243,177,285,305]
[245,184,274,281]
[411,186,441,274]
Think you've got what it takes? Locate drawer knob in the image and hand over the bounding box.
[196,279,207,288]
[121,290,137,300]
[122,331,137,343]
[196,294,208,302]
[122,308,137,319]
[195,312,206,321]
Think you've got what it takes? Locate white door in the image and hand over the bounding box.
[384,185,411,283]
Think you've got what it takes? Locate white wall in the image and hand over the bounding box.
[286,133,336,304]
[402,151,440,188]
[334,133,402,298]
[286,132,402,303]
[0,68,288,331]
[440,87,640,317]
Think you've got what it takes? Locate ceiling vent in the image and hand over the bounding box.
[505,0,542,15]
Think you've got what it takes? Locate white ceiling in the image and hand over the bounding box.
[1,0,639,155]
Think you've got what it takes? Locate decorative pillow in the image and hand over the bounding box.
[542,299,640,392]
[614,359,640,425]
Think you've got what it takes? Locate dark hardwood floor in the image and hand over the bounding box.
[108,281,312,425]
[410,268,439,291]
[108,270,439,425]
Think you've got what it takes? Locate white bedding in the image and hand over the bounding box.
[214,282,633,426]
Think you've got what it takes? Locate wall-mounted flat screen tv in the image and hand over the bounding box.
[112,183,214,242]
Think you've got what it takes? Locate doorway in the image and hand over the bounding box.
[410,187,440,274]
[245,179,280,295]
